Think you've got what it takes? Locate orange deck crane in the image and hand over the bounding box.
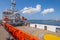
[2,22,40,40]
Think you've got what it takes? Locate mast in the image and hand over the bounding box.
[11,0,16,10]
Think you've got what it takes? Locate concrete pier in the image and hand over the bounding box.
[0,24,60,40]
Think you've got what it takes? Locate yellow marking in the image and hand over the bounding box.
[44,34,60,40]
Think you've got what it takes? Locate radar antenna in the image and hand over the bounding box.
[11,0,16,10]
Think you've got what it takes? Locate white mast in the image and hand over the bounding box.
[11,0,16,10]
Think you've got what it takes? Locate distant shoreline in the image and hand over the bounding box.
[27,20,60,26]
[27,20,60,22]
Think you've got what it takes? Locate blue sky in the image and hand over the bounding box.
[0,0,60,20]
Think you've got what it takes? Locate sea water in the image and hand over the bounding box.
[27,20,60,26]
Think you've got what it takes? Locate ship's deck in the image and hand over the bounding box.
[0,25,60,40]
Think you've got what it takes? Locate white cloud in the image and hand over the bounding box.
[41,8,54,15]
[21,4,41,14]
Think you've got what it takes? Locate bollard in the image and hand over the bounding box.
[44,26,47,30]
[35,24,37,28]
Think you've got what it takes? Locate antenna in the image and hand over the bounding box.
[11,0,16,10]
